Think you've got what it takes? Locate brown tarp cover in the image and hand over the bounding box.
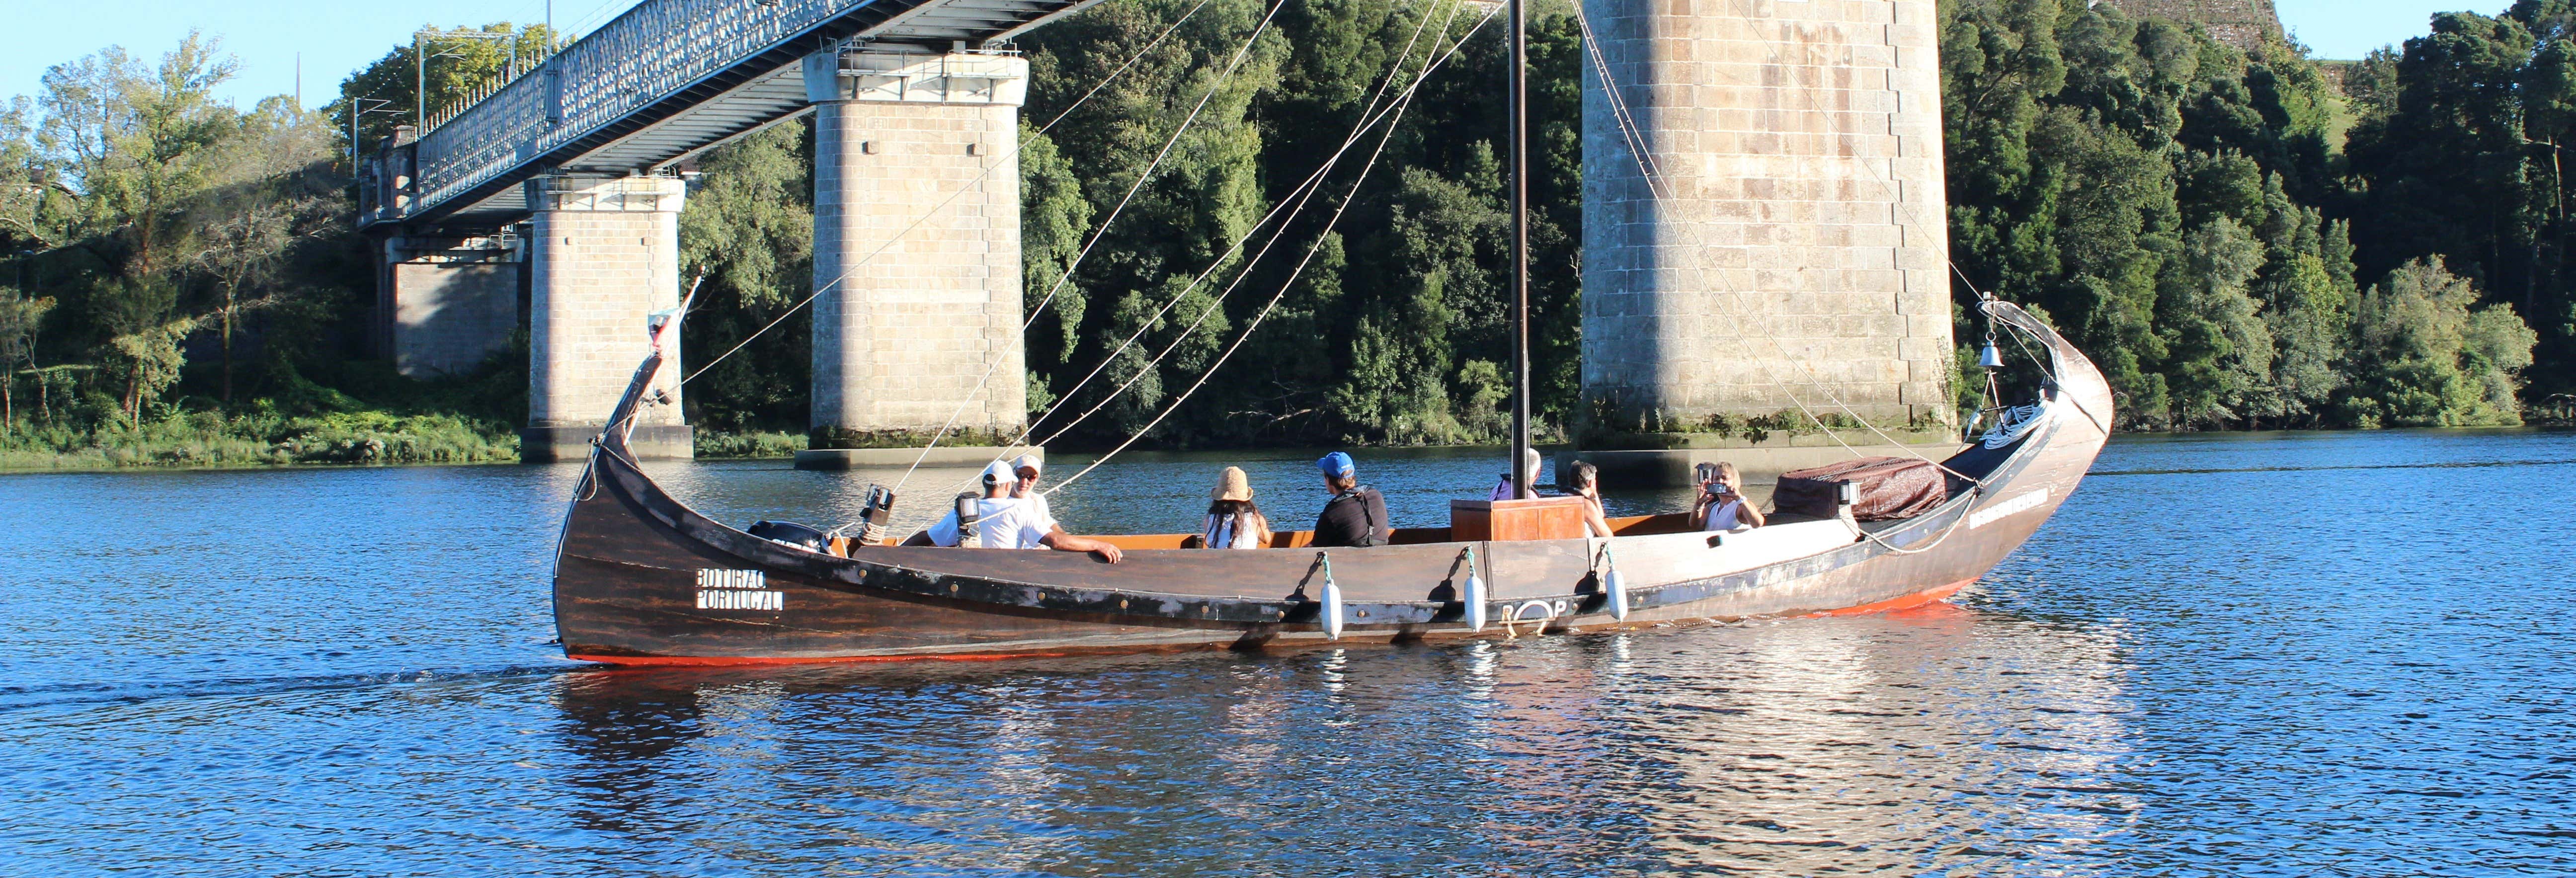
[1772,456,1948,522]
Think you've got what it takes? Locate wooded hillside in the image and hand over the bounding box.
[0,0,2562,469]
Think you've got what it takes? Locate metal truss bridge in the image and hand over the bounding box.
[361,0,1100,230]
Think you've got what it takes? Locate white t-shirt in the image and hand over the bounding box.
[926,496,1058,549]
[1702,499,1749,533]
[1018,490,1053,524]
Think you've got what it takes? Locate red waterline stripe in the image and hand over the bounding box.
[1811,578,1973,618]
[567,649,1084,668]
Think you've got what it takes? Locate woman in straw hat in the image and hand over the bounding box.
[1201,466,1273,549]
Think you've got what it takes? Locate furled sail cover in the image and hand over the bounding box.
[1773,457,1948,522]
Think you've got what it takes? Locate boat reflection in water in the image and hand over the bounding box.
[543,599,2137,873]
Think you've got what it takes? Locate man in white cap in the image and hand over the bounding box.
[1008,453,1051,522]
[905,461,1123,562]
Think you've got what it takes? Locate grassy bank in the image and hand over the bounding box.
[0,414,820,472]
[695,430,807,460]
[0,409,518,472]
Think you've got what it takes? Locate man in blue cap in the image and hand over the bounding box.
[1311,451,1391,548]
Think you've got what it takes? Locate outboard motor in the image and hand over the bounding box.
[858,484,898,545]
[953,492,983,549]
[748,520,831,553]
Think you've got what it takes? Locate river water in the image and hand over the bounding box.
[1,431,2571,875]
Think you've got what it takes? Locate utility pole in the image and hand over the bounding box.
[414,27,513,131]
[348,96,398,169]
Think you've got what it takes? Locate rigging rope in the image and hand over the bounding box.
[679,0,1223,389]
[885,0,1496,510]
[1044,1,1502,495]
[892,0,1294,494]
[1006,0,1470,455]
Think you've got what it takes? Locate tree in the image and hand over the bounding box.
[676,122,814,433]
[2345,5,2576,404]
[322,23,557,160]
[2344,257,2539,426]
[186,96,341,402]
[2157,217,2271,426]
[0,285,54,429]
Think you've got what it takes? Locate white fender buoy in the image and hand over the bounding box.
[1315,552,1345,640]
[1604,566,1629,621]
[1463,567,1488,632]
[1321,575,1345,640]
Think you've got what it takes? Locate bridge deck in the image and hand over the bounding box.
[372,0,1098,229]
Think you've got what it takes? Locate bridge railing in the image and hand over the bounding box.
[406,0,876,221]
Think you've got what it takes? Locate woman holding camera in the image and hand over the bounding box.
[1693,462,1765,532]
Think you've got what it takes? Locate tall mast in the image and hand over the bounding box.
[1506,0,1533,498]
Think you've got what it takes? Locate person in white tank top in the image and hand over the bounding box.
[1201,466,1272,549]
[1693,461,1766,533]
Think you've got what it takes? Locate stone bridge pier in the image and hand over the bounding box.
[1571,0,1959,486]
[521,175,693,462]
[795,47,1030,471]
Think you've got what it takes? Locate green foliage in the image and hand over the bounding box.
[16,1,2573,469]
[0,407,513,471]
[676,122,813,433]
[2342,1,2576,406]
[693,430,807,459]
[0,31,402,458]
[2341,257,2537,426]
[1012,0,1579,448]
[1939,0,2547,429]
[321,23,558,155]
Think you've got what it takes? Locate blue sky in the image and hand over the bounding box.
[0,0,2500,111]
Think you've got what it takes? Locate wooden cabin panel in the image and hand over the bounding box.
[1451,497,1591,542]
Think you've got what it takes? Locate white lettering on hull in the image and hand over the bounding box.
[1969,488,2049,529]
[695,588,785,611]
[696,568,766,590]
[695,569,782,612]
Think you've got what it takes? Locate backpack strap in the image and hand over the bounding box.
[1354,485,1380,548]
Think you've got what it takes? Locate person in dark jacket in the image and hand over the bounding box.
[1310,451,1392,548]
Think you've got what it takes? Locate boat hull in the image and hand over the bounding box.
[552,301,2109,665]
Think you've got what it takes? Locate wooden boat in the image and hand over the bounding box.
[550,297,2110,665]
[549,0,2113,665]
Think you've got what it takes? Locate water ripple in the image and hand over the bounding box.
[1,431,2572,875]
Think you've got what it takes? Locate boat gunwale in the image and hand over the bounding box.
[564,299,2101,639]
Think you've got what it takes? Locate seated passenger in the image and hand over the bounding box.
[1488,446,1545,500]
[1565,460,1614,538]
[904,462,1124,562]
[1311,452,1391,548]
[1692,461,1766,533]
[1201,466,1273,549]
[1008,453,1050,521]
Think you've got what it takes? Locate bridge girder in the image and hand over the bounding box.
[360,0,1102,233]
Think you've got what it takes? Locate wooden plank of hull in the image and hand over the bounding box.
[553,300,2109,664]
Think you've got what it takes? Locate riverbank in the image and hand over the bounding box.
[0,414,808,473]
[7,417,2566,474]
